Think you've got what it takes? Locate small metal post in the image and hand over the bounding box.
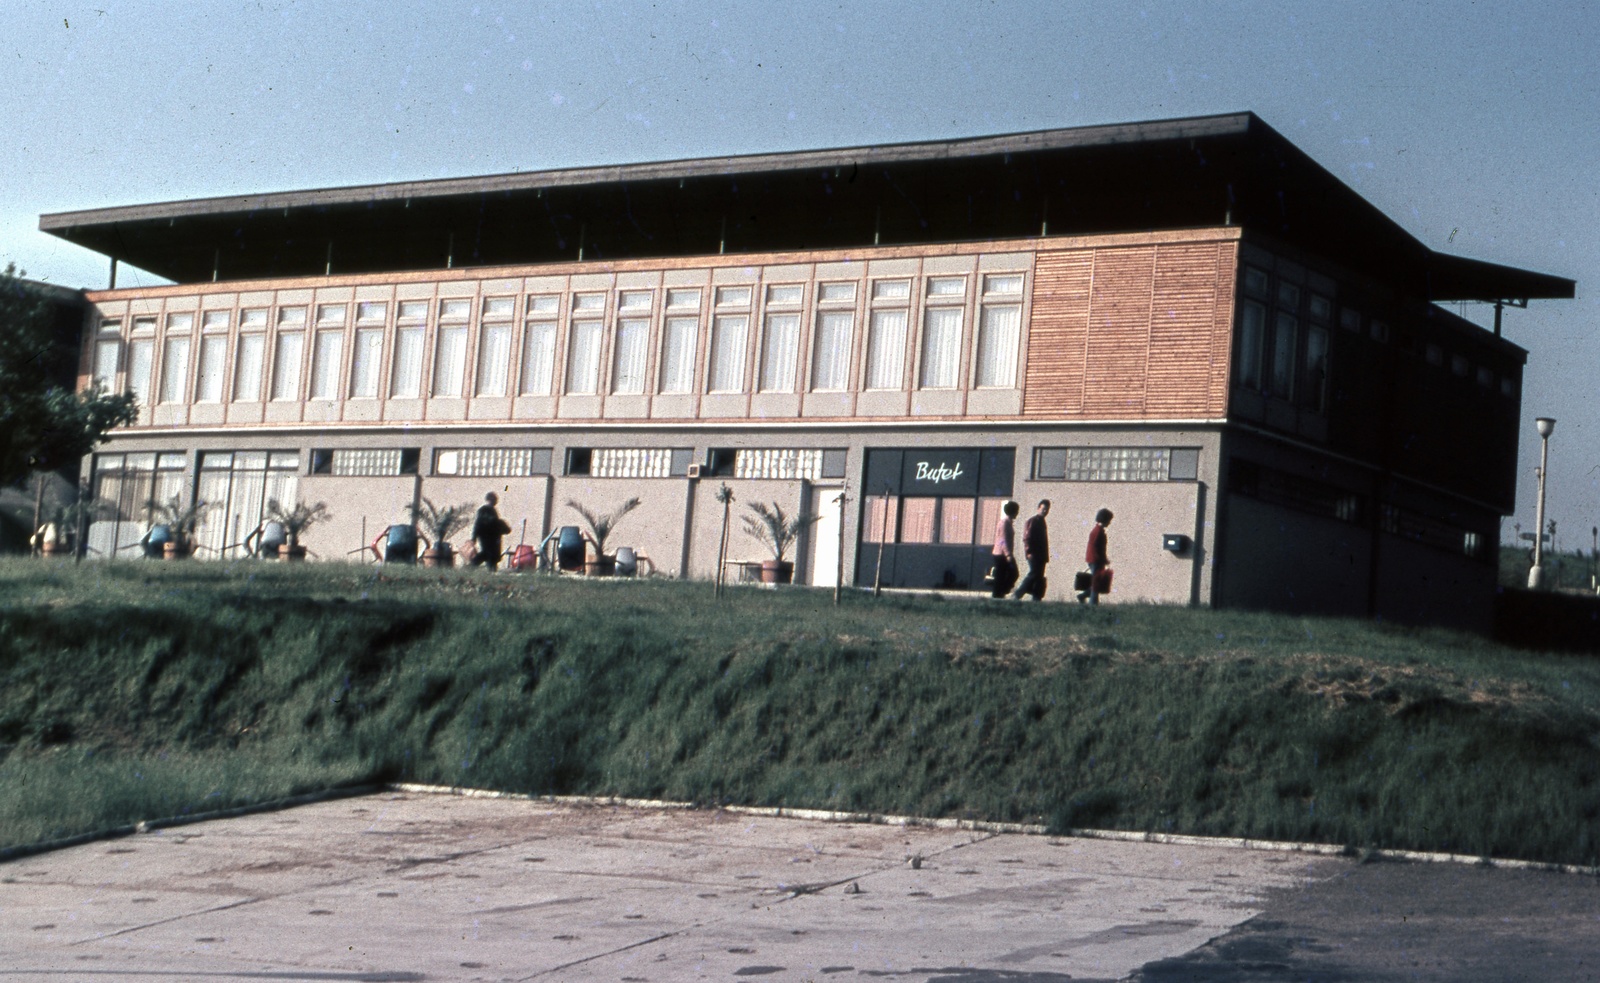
[872,486,889,597]
[833,490,848,606]
[109,257,118,289]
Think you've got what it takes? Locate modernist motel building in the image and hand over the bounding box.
[37,113,1573,629]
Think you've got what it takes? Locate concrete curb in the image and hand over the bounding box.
[6,780,1596,878]
[388,782,1600,877]
[0,784,382,865]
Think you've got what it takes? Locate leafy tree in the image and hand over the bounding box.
[0,264,136,488]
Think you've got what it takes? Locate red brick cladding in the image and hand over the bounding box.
[1023,237,1238,420]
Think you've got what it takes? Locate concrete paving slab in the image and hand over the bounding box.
[9,791,1588,982]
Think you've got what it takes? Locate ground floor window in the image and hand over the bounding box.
[193,451,301,559]
[857,447,1014,589]
[88,452,187,557]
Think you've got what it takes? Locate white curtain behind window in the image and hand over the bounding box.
[196,336,226,402]
[271,332,303,401]
[760,314,799,392]
[811,311,853,391]
[919,307,963,388]
[708,315,748,392]
[161,337,190,403]
[476,323,512,396]
[311,331,343,399]
[659,316,698,393]
[865,309,907,390]
[391,327,424,397]
[521,321,557,395]
[975,304,1021,388]
[611,318,649,394]
[566,320,602,394]
[433,326,468,397]
[128,340,154,407]
[94,339,120,390]
[233,335,264,400]
[350,329,383,398]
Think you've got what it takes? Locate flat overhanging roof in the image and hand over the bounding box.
[40,112,1574,303]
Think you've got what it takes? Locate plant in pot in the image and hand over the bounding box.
[142,495,213,559]
[566,496,641,576]
[41,495,112,558]
[264,498,331,561]
[409,497,473,567]
[742,500,820,585]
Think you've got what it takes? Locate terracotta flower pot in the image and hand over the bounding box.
[585,555,616,577]
[280,544,308,562]
[163,540,191,560]
[421,546,454,568]
[759,560,794,585]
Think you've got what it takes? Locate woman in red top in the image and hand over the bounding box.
[1078,508,1113,604]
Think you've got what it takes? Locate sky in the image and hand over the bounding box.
[3,0,1596,548]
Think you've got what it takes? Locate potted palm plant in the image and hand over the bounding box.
[742,501,819,585]
[566,496,641,576]
[142,495,213,559]
[264,498,331,561]
[409,497,473,567]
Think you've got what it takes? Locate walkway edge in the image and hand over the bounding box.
[0,784,382,864]
[388,782,1600,877]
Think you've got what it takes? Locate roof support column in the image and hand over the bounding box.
[108,256,117,290]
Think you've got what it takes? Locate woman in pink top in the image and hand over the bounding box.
[990,500,1020,598]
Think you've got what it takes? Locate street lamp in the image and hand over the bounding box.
[1528,416,1556,589]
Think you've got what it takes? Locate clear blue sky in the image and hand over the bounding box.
[4,0,1595,547]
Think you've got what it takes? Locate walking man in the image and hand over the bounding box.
[471,492,512,571]
[1078,507,1113,604]
[1012,499,1051,601]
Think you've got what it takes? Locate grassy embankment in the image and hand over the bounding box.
[3,558,1599,866]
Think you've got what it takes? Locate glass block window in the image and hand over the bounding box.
[434,447,553,477]
[733,448,824,480]
[328,448,405,477]
[591,447,685,478]
[1035,447,1172,482]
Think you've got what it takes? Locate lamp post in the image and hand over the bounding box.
[1528,416,1556,589]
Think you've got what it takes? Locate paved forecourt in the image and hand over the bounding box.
[2,791,1339,982]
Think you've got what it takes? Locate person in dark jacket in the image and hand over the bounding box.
[1011,499,1051,601]
[990,500,1020,598]
[471,492,512,570]
[1078,507,1114,604]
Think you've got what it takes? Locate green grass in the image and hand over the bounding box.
[3,558,1600,866]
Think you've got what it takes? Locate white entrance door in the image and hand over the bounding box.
[809,486,842,587]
